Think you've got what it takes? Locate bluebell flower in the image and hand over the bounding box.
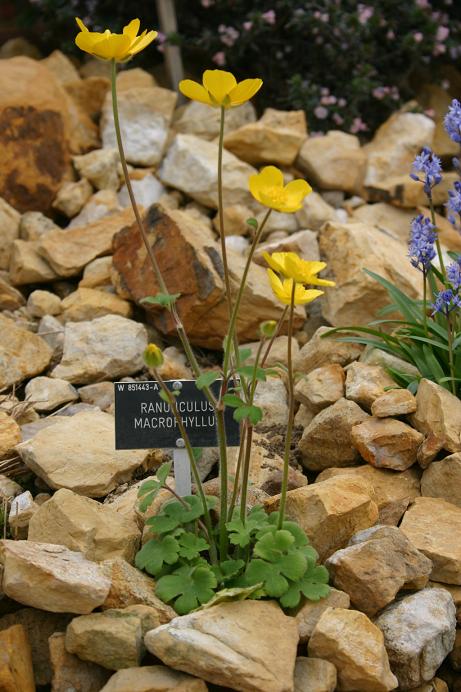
[408,214,436,272]
[447,180,461,226]
[410,147,442,197]
[444,99,461,144]
[447,259,461,290]
[432,288,461,315]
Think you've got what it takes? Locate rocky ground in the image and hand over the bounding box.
[0,43,461,691]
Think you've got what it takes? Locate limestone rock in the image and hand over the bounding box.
[49,631,111,692]
[0,540,111,613]
[73,148,121,191]
[117,68,156,91]
[52,178,93,218]
[0,37,42,59]
[317,465,420,526]
[112,206,302,349]
[294,657,337,692]
[245,336,299,368]
[0,474,22,501]
[159,133,256,210]
[293,587,350,643]
[0,57,73,213]
[298,131,366,194]
[254,229,320,266]
[51,315,147,384]
[19,211,60,241]
[295,326,363,375]
[366,171,458,209]
[0,197,21,270]
[0,412,21,460]
[0,275,25,310]
[17,410,149,497]
[8,491,38,536]
[61,287,132,322]
[145,600,298,692]
[156,346,193,381]
[37,314,64,364]
[298,398,369,471]
[8,239,58,284]
[326,525,432,616]
[0,624,35,692]
[80,256,113,289]
[345,362,396,410]
[264,476,378,561]
[0,314,52,389]
[42,49,80,86]
[411,378,461,454]
[375,588,456,689]
[319,221,421,327]
[174,99,256,140]
[371,389,417,417]
[296,192,337,232]
[25,376,78,412]
[69,189,121,228]
[79,381,114,411]
[27,289,62,317]
[351,417,423,471]
[253,378,289,427]
[421,453,461,508]
[308,607,397,691]
[100,665,208,692]
[102,87,177,166]
[295,364,345,413]
[28,488,140,563]
[400,497,461,584]
[118,173,165,209]
[224,108,307,166]
[360,347,420,379]
[38,207,134,277]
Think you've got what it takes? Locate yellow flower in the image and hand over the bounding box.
[263,252,336,287]
[179,69,262,108]
[75,18,157,62]
[249,166,312,213]
[143,343,164,369]
[267,270,323,306]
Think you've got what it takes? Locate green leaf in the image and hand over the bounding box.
[195,583,263,610]
[135,535,179,576]
[196,371,221,390]
[280,565,330,609]
[222,393,245,408]
[145,495,209,535]
[137,461,172,512]
[238,347,253,363]
[233,405,263,425]
[159,389,171,404]
[156,564,217,614]
[227,506,270,548]
[212,558,245,584]
[246,217,258,229]
[177,532,210,560]
[244,559,289,598]
[141,292,181,308]
[237,365,266,381]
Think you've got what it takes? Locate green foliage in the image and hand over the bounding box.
[137,461,172,513]
[141,292,181,308]
[196,370,221,390]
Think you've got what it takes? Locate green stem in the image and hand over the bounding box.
[239,425,254,523]
[277,281,296,530]
[429,198,446,278]
[217,106,233,320]
[227,423,247,520]
[423,272,428,337]
[446,314,457,396]
[260,307,289,367]
[216,409,229,560]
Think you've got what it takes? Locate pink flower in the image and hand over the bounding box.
[416,0,430,7]
[357,5,374,24]
[314,106,328,120]
[413,32,424,43]
[262,10,276,25]
[201,0,214,6]
[212,51,226,66]
[387,29,395,40]
[436,26,449,42]
[333,113,344,125]
[350,117,368,134]
[372,86,387,99]
[219,25,240,47]
[243,21,253,31]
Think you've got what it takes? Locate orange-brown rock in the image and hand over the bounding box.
[0,624,35,692]
[351,417,423,471]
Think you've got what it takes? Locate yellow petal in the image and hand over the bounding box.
[203,70,237,105]
[294,286,323,305]
[75,31,104,55]
[228,78,263,106]
[94,34,132,60]
[179,79,213,106]
[263,252,285,274]
[128,30,158,56]
[75,17,88,32]
[267,269,287,303]
[123,18,140,40]
[284,178,312,201]
[258,165,284,189]
[248,172,264,203]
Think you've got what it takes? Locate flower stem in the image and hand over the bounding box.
[216,408,229,561]
[423,271,428,337]
[227,423,247,520]
[217,105,233,320]
[429,198,446,278]
[239,424,254,523]
[277,280,296,530]
[446,313,457,396]
[260,307,288,367]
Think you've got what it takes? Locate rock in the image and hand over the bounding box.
[449,628,461,670]
[101,665,208,691]
[28,488,140,562]
[159,133,256,209]
[360,346,420,379]
[19,211,60,241]
[17,410,149,497]
[42,49,81,86]
[0,540,111,613]
[325,525,432,616]
[51,315,147,384]
[66,75,109,123]
[116,67,155,90]
[296,191,337,232]
[254,229,320,267]
[294,657,337,692]
[69,189,121,229]
[38,207,134,277]
[400,497,461,584]
[61,287,132,322]
[9,239,58,284]
[102,87,177,166]
[317,465,420,525]
[297,131,366,194]
[375,588,456,689]
[0,314,52,389]
[295,364,345,413]
[351,417,423,471]
[25,376,78,412]
[319,221,421,326]
[174,99,256,140]
[79,381,114,411]
[0,197,21,270]
[0,57,73,213]
[26,289,62,317]
[244,336,299,369]
[0,608,71,686]
[0,36,42,59]
[421,453,461,508]
[224,108,307,166]
[73,148,121,191]
[411,379,461,454]
[295,326,363,375]
[293,587,350,643]
[0,474,22,500]
[52,178,93,217]
[308,607,397,691]
[0,412,21,460]
[345,363,396,410]
[157,346,193,381]
[418,84,459,158]
[298,398,369,471]
[371,389,417,417]
[112,206,302,349]
[0,624,35,692]
[253,378,289,427]
[79,256,113,289]
[145,601,298,692]
[0,275,25,310]
[49,631,111,692]
[8,491,38,536]
[364,111,435,187]
[367,171,458,209]
[118,173,165,209]
[264,475,378,560]
[37,314,64,363]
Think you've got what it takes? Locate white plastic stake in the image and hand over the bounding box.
[173,446,192,496]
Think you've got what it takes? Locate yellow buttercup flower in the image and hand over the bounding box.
[179,69,262,109]
[249,166,312,213]
[143,343,164,369]
[75,18,157,62]
[263,252,336,287]
[267,270,323,306]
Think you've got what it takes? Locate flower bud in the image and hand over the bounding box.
[143,343,164,369]
[260,320,277,338]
